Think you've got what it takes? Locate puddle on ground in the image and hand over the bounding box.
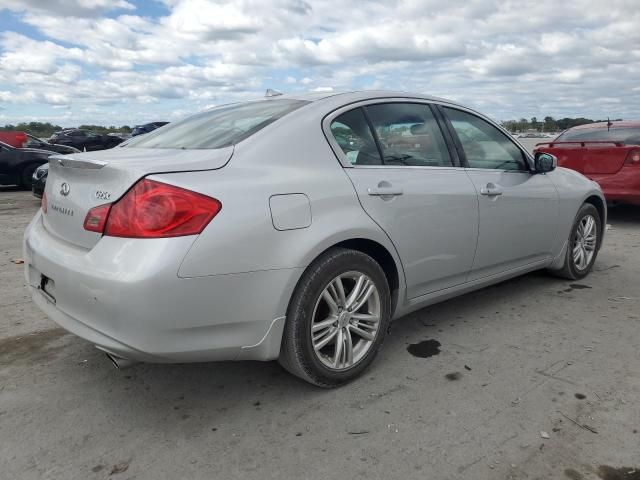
[407,339,441,358]
[598,466,640,480]
[0,328,68,366]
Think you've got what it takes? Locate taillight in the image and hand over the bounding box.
[625,149,640,166]
[83,179,221,238]
[83,203,111,233]
[41,191,47,213]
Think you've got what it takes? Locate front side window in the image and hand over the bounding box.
[445,108,526,171]
[126,99,309,149]
[330,108,381,165]
[366,103,452,167]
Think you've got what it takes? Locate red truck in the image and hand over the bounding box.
[0,131,28,148]
[535,121,640,206]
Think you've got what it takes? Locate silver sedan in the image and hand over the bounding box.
[24,91,605,386]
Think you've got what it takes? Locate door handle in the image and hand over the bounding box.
[367,187,403,196]
[480,183,503,196]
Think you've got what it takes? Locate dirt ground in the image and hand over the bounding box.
[1,187,639,480]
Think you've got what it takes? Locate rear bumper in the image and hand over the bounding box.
[588,168,640,206]
[24,212,301,363]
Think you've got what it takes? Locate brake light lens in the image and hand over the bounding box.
[83,203,111,233]
[625,149,640,166]
[83,179,221,238]
[41,191,47,213]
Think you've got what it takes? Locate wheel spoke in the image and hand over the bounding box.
[322,289,339,314]
[573,244,582,263]
[314,327,338,351]
[333,276,347,307]
[582,246,590,266]
[348,324,375,341]
[345,275,367,309]
[312,315,337,333]
[344,328,354,365]
[351,313,380,324]
[584,235,596,250]
[333,329,344,367]
[584,216,594,237]
[350,285,375,313]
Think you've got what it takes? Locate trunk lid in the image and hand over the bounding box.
[537,142,628,175]
[42,146,233,249]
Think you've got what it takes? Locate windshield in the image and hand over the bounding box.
[125,99,309,149]
[556,126,640,144]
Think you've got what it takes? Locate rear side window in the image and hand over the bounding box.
[366,103,452,167]
[556,127,640,144]
[126,99,309,149]
[330,108,382,165]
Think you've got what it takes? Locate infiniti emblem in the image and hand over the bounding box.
[60,182,70,196]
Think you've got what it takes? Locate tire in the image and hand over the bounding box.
[550,203,602,280]
[19,163,40,190]
[279,247,391,387]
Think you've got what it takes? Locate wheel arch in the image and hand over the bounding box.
[584,194,606,239]
[290,234,406,319]
[331,238,401,314]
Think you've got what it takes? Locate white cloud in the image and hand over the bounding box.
[0,0,639,125]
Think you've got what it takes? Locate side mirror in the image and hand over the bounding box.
[534,152,557,173]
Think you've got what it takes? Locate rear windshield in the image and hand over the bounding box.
[125,99,309,149]
[555,127,640,144]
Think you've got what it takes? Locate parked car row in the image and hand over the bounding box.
[0,141,51,189]
[49,129,124,151]
[0,122,167,190]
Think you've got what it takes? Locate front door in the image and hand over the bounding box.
[327,102,479,298]
[442,106,559,280]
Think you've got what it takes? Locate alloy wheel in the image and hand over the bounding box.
[311,271,381,370]
[572,214,597,270]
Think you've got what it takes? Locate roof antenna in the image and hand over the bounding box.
[607,117,612,131]
[265,88,283,98]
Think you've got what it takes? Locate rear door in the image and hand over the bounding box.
[440,106,558,280]
[325,101,479,298]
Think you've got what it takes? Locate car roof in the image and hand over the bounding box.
[569,121,640,131]
[282,90,458,106]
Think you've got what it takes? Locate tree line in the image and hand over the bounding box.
[0,122,132,138]
[501,116,622,133]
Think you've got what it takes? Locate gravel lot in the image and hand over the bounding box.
[1,187,639,480]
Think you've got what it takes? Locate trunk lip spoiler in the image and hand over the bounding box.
[50,156,107,169]
[535,141,628,148]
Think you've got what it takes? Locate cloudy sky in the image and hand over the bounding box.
[0,0,638,127]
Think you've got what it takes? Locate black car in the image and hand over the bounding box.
[24,134,81,154]
[0,141,51,189]
[32,162,48,198]
[131,122,169,136]
[49,129,123,151]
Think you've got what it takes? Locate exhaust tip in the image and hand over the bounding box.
[105,352,137,369]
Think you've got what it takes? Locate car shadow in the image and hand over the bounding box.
[607,204,640,224]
